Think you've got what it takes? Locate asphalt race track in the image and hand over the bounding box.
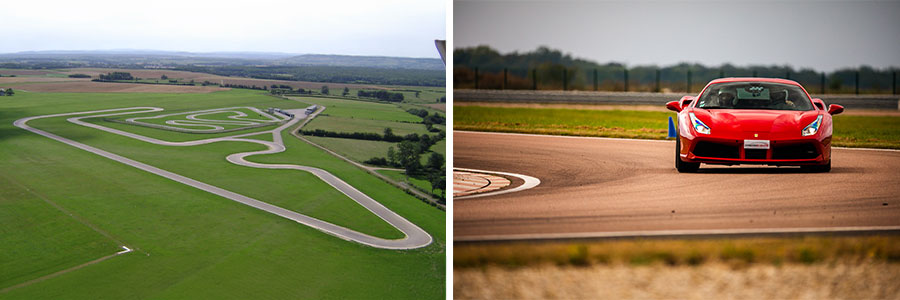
[454,131,900,241]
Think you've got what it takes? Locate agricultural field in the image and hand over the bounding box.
[292,96,445,163]
[0,87,444,298]
[304,115,429,136]
[306,136,396,163]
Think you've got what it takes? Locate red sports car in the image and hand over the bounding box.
[666,78,843,173]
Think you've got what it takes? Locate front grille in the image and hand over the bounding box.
[693,141,739,159]
[745,149,767,159]
[772,143,819,159]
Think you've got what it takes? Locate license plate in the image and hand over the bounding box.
[744,140,770,149]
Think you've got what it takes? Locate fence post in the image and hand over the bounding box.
[752,69,757,77]
[502,68,508,90]
[532,69,537,90]
[687,69,692,93]
[563,68,568,91]
[624,68,629,92]
[593,69,598,91]
[474,67,479,90]
[893,71,896,95]
[855,70,860,95]
[785,71,790,80]
[719,69,724,78]
[655,69,661,93]
[820,72,826,94]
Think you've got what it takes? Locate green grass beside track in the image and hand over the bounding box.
[306,136,396,163]
[289,96,422,122]
[377,169,444,198]
[455,105,900,149]
[0,90,444,299]
[305,115,430,136]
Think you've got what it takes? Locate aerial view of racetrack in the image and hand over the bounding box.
[1,76,446,298]
[15,106,432,249]
[454,130,900,241]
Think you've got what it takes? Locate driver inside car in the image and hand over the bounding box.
[770,89,795,109]
[714,91,735,107]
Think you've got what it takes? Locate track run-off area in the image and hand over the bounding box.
[454,130,900,242]
[14,106,431,250]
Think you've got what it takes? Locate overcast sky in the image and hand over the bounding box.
[1,0,445,58]
[455,0,900,72]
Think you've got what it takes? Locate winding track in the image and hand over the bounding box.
[454,130,900,241]
[14,107,432,249]
[125,106,284,133]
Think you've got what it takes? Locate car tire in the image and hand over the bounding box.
[675,129,700,173]
[802,160,831,173]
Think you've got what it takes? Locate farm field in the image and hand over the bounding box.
[290,96,423,122]
[0,88,444,298]
[306,136,396,163]
[305,115,430,136]
[292,95,446,163]
[377,169,444,198]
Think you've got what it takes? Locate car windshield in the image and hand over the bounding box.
[695,82,813,111]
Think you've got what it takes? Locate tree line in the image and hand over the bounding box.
[455,45,900,94]
[97,72,134,81]
[176,65,444,87]
[357,90,405,102]
[300,128,442,144]
[406,108,445,132]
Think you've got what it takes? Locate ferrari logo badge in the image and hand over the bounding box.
[754,133,758,137]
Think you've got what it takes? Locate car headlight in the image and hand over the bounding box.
[802,115,823,136]
[689,112,710,134]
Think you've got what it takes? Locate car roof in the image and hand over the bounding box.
[708,77,802,86]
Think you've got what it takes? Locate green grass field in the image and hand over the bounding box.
[377,169,444,198]
[0,89,444,298]
[455,105,900,149]
[289,96,422,123]
[305,115,430,136]
[306,136,396,163]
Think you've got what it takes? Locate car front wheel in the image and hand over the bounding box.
[675,130,700,173]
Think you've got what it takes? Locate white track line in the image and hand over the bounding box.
[455,225,900,242]
[15,107,431,250]
[454,168,541,200]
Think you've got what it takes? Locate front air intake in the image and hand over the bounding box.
[772,143,819,159]
[693,141,740,159]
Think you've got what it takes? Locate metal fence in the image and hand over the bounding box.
[454,67,899,95]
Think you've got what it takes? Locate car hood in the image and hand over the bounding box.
[691,109,820,139]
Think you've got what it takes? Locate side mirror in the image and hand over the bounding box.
[666,101,681,112]
[811,98,826,110]
[828,104,844,115]
[679,96,695,109]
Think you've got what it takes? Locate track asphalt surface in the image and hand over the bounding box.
[454,131,900,241]
[14,107,431,249]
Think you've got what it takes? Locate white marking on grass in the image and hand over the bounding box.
[116,246,133,255]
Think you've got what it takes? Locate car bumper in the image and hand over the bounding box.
[680,135,831,166]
